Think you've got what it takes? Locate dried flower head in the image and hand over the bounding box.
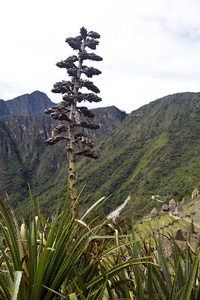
[44,27,102,216]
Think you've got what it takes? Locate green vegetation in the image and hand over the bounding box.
[2,92,200,221]
[1,190,200,299]
[2,27,200,300]
[75,92,200,219]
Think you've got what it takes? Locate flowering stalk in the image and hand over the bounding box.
[44,27,102,217]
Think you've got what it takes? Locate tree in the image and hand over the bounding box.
[44,27,102,216]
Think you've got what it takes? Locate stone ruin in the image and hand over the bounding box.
[169,199,176,207]
[181,196,190,204]
[187,221,196,235]
[161,204,169,212]
[174,229,184,241]
[192,188,200,200]
[151,207,158,217]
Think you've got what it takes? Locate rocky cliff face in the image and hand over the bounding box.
[1,106,127,148]
[91,106,127,135]
[0,92,127,216]
[0,91,56,116]
[3,91,200,221]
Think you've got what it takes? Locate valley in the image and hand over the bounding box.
[1,91,200,222]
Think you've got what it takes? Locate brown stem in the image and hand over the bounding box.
[67,37,85,217]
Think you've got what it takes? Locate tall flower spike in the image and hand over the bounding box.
[44,27,102,218]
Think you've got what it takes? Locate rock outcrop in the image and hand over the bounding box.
[0,91,56,116]
[0,92,127,217]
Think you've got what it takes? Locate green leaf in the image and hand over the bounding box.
[81,197,105,220]
[147,242,155,300]
[131,219,144,300]
[180,247,200,300]
[0,274,11,299]
[156,233,172,294]
[69,294,79,300]
[11,271,23,300]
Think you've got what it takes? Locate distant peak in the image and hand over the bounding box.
[0,91,56,117]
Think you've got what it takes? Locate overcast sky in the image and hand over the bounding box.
[1,0,200,113]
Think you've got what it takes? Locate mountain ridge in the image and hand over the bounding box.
[0,91,127,216]
[76,92,200,218]
[0,91,56,116]
[1,91,200,220]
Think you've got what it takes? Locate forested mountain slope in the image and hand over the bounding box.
[76,92,200,219]
[1,91,200,220]
[0,92,127,216]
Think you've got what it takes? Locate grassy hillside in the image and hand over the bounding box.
[76,92,200,219]
[0,106,126,218]
[1,92,200,221]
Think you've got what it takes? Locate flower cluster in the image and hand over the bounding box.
[44,26,102,216]
[44,26,102,160]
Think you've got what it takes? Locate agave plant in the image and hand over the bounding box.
[117,226,200,300]
[2,190,200,299]
[0,188,136,299]
[44,27,102,217]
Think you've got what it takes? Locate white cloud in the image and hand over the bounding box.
[0,91,20,101]
[1,0,200,112]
